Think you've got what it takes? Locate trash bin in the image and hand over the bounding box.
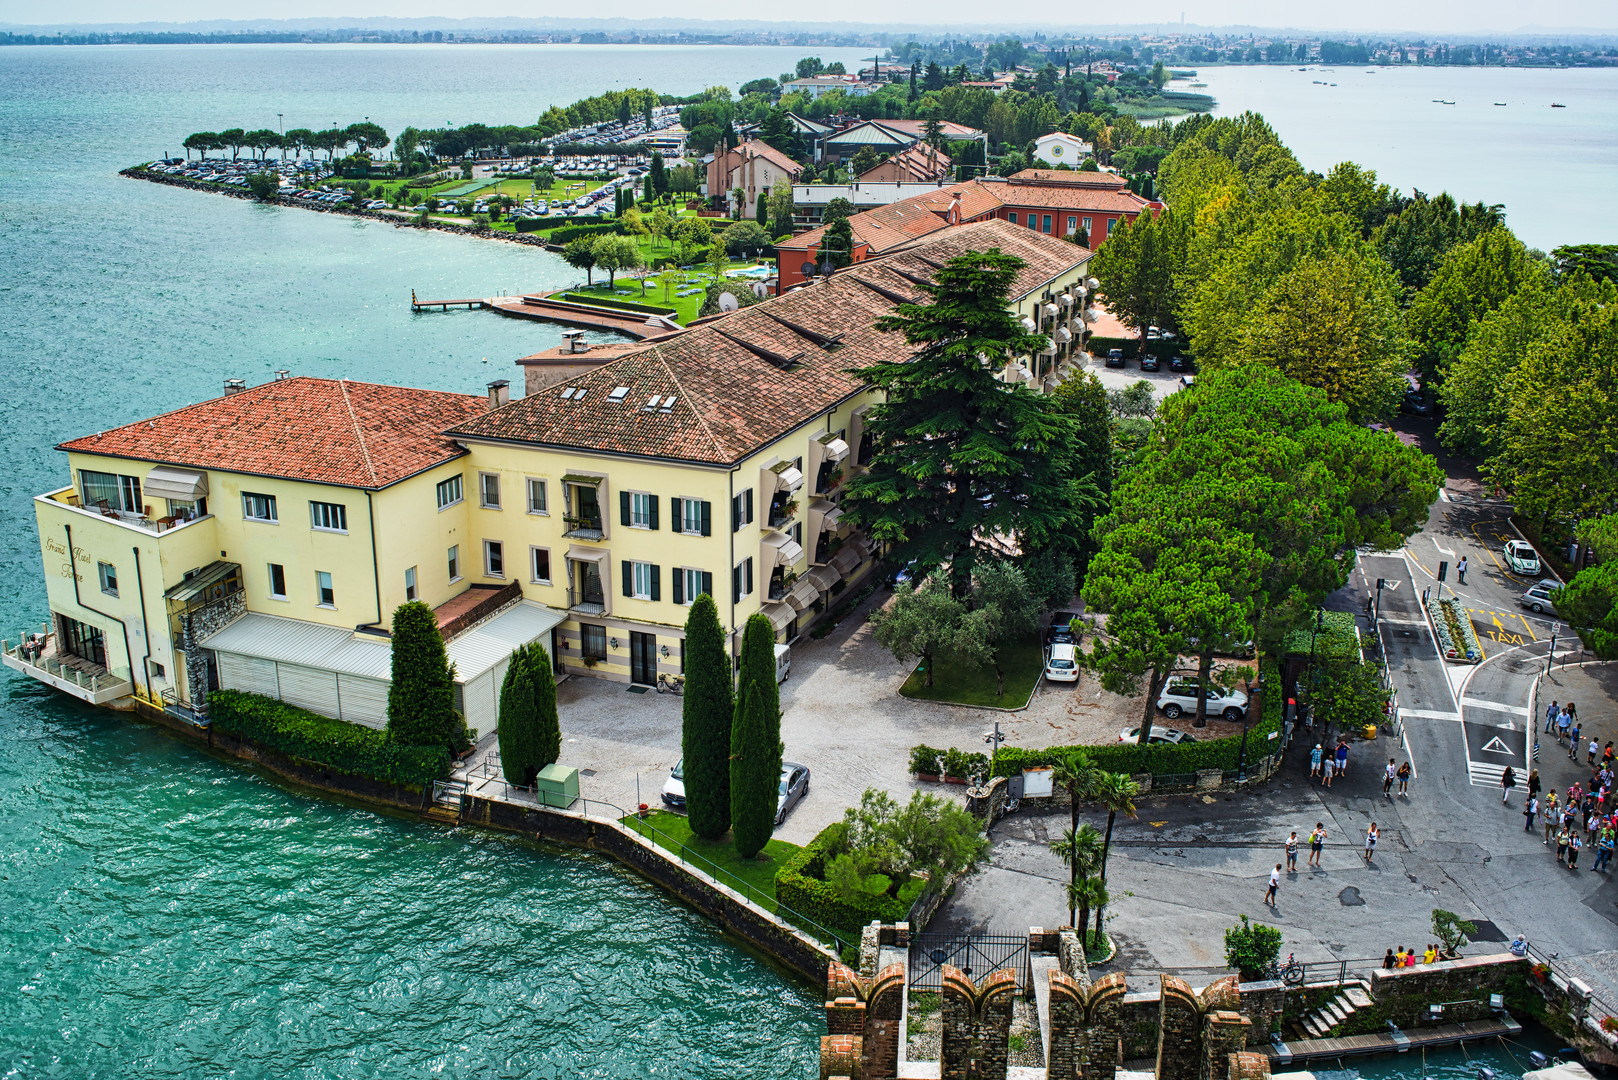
[1362,724,1378,740]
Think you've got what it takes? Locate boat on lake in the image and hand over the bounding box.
[1552,102,1567,108]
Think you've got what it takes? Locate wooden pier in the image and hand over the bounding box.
[411,291,486,312]
[410,289,678,340]
[1266,1015,1522,1065]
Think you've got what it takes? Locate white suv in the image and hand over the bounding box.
[1157,681,1248,721]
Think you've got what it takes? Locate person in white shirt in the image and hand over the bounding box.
[1265,864,1281,906]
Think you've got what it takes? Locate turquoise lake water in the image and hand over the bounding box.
[0,42,869,1079]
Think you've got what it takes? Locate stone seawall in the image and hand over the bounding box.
[120,166,565,250]
[464,794,838,985]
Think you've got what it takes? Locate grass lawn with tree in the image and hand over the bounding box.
[898,635,1045,708]
[622,809,801,911]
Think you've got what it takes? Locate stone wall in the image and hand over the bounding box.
[1364,953,1530,1029]
[179,589,244,712]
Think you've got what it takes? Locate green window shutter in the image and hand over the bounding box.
[700,501,711,537]
[701,571,713,598]
[673,570,684,606]
[732,564,741,604]
[620,490,631,527]
[670,497,682,531]
[650,565,661,602]
[745,557,753,596]
[622,559,634,597]
[648,495,659,531]
[745,488,754,525]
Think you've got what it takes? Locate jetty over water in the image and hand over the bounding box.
[411,289,678,340]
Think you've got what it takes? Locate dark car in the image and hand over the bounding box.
[1401,389,1432,415]
[1139,354,1161,372]
[1169,354,1197,373]
[1045,610,1080,646]
[1104,349,1126,368]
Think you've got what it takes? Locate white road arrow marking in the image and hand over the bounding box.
[1433,537,1456,556]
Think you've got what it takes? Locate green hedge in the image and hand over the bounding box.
[990,659,1281,778]
[1086,335,1146,358]
[775,824,925,937]
[557,292,676,316]
[208,689,450,788]
[518,220,628,243]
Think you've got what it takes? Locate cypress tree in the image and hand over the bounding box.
[497,646,540,787]
[730,676,776,859]
[532,643,561,770]
[681,593,733,839]
[755,191,768,225]
[386,600,461,752]
[738,614,782,768]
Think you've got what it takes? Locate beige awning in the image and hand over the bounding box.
[784,577,820,611]
[820,505,844,529]
[820,437,850,463]
[560,473,604,486]
[806,564,840,591]
[566,545,608,563]
[142,466,208,502]
[763,532,803,567]
[829,545,862,575]
[774,465,804,493]
[760,602,795,631]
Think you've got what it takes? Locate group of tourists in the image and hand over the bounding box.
[1308,740,1353,786]
[1501,703,1618,874]
[1383,945,1439,969]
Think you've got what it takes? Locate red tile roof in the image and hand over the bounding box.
[734,140,803,176]
[58,377,489,490]
[988,179,1152,214]
[450,219,1089,466]
[1009,169,1131,189]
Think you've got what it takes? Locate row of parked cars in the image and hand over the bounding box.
[549,107,682,150]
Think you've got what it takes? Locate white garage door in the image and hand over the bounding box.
[336,674,389,729]
[216,652,278,698]
[460,671,499,740]
[276,663,340,719]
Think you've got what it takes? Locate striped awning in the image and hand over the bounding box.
[760,602,795,632]
[829,545,862,576]
[764,532,804,567]
[784,577,820,611]
[142,466,208,502]
[806,564,840,591]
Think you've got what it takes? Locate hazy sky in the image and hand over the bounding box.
[4,0,1615,31]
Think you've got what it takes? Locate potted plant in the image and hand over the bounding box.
[1532,962,1552,982]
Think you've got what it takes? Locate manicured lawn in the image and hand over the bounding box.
[622,809,800,912]
[565,280,707,324]
[899,635,1046,708]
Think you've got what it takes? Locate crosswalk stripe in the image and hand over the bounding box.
[1468,761,1510,786]
[1462,697,1528,717]
[1401,708,1462,721]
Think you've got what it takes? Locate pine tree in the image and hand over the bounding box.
[386,601,462,752]
[737,614,781,767]
[681,593,733,839]
[533,643,561,770]
[730,676,776,859]
[497,646,540,787]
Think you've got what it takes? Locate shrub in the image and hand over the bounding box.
[209,689,449,787]
[1086,335,1140,358]
[1432,908,1476,955]
[549,222,627,245]
[910,744,945,775]
[1224,914,1283,980]
[775,824,924,936]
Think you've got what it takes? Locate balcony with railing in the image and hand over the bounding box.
[38,486,213,537]
[1,628,132,706]
[567,587,606,616]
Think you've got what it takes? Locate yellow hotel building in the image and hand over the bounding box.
[4,219,1092,735]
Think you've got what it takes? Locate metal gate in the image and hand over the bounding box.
[908,934,1028,992]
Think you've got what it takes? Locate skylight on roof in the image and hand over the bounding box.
[659,395,677,413]
[560,387,578,399]
[642,394,661,412]
[608,386,630,403]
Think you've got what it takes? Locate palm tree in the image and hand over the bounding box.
[1051,823,1104,931]
[1090,771,1140,944]
[1052,749,1097,836]
[1066,876,1109,949]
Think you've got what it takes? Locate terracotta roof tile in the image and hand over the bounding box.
[1010,168,1131,189]
[58,377,488,489]
[451,219,1088,465]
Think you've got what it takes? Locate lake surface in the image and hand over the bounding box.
[0,42,874,1079]
[1195,63,1618,249]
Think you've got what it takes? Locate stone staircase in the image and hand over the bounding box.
[1295,983,1372,1039]
[424,778,467,824]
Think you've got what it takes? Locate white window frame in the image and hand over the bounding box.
[97,560,118,597]
[479,471,501,510]
[315,570,335,608]
[530,546,552,585]
[483,539,504,578]
[268,562,288,600]
[629,491,654,529]
[679,567,704,605]
[309,500,347,533]
[436,474,464,511]
[1082,216,1093,235]
[404,565,417,602]
[680,498,704,536]
[526,478,548,515]
[448,544,461,583]
[242,491,278,523]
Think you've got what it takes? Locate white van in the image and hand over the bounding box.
[774,644,791,684]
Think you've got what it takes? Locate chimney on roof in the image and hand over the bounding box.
[273,369,291,380]
[487,379,510,408]
[562,329,587,354]
[223,378,247,396]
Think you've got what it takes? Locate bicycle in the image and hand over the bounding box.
[655,672,685,695]
[1262,953,1305,985]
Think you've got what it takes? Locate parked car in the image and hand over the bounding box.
[1118,726,1197,745]
[1520,581,1560,616]
[1044,643,1080,683]
[1045,610,1080,646]
[660,758,686,809]
[1157,680,1248,721]
[777,762,810,824]
[1503,540,1542,577]
[1139,353,1161,372]
[1105,349,1126,368]
[1401,389,1432,416]
[1178,375,1196,391]
[1169,354,1196,373]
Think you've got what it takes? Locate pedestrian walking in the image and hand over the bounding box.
[1590,737,1600,766]
[1384,758,1397,798]
[1310,743,1324,777]
[1604,742,1614,769]
[1543,792,1559,844]
[1568,832,1582,869]
[1457,556,1468,584]
[1569,723,1581,760]
[1528,769,1542,800]
[1596,830,1615,873]
[1558,708,1572,743]
[1546,700,1560,734]
[1286,831,1299,872]
[1557,826,1569,863]
[1322,756,1335,788]
[1265,864,1281,905]
[1502,766,1517,805]
[1336,740,1350,777]
[1309,823,1327,868]
[1365,822,1380,863]
[1398,760,1413,796]
[1524,795,1538,831]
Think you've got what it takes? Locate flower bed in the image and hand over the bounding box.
[1430,597,1482,663]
